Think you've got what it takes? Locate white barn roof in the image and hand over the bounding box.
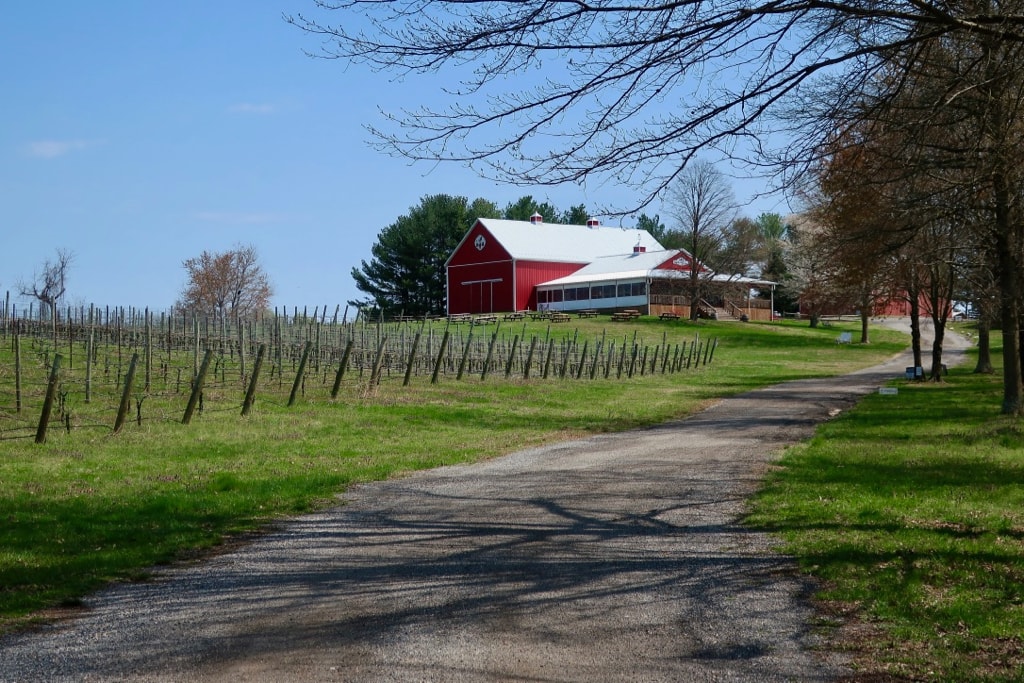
[539,249,777,288]
[473,217,663,263]
[538,250,676,285]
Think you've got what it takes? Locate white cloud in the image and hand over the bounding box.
[228,102,275,114]
[25,139,102,159]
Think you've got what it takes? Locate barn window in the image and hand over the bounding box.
[631,282,647,296]
[575,287,590,300]
[617,283,630,297]
[537,290,549,304]
[551,289,563,302]
[565,288,577,302]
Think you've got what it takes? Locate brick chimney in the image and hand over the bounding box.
[633,233,646,253]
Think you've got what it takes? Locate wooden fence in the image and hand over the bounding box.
[0,302,718,443]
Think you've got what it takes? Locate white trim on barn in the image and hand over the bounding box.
[535,249,776,313]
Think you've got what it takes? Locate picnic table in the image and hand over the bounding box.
[549,313,571,323]
[577,310,598,318]
[611,309,642,322]
[474,315,498,324]
[448,313,472,323]
[659,312,681,321]
[504,311,526,321]
[529,311,551,320]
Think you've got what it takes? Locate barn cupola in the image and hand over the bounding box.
[586,218,600,228]
[530,212,543,225]
[633,234,646,253]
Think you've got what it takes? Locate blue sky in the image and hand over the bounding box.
[1,2,789,313]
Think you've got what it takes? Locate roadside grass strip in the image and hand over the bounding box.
[748,356,1024,682]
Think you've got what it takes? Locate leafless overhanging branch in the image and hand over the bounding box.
[288,1,1024,212]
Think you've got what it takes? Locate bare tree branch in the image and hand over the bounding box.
[288,1,1024,211]
[18,248,73,319]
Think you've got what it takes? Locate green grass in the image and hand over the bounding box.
[0,317,906,632]
[747,335,1024,681]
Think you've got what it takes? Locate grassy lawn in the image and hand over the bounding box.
[0,317,905,632]
[747,330,1024,682]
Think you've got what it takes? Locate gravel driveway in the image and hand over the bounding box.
[1,322,968,682]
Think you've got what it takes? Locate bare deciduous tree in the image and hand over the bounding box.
[19,248,73,319]
[663,160,739,320]
[178,244,273,318]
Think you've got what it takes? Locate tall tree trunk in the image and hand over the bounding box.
[994,173,1023,414]
[908,281,923,371]
[930,318,946,381]
[928,255,955,382]
[975,316,993,374]
[688,273,701,321]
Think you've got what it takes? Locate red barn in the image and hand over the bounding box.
[446,214,663,314]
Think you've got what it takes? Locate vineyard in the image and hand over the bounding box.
[0,304,717,443]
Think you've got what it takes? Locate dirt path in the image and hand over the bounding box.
[0,323,970,682]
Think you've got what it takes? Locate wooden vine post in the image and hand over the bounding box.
[589,340,601,379]
[114,353,139,434]
[481,328,500,381]
[288,341,313,407]
[403,332,422,386]
[542,339,555,379]
[14,332,22,413]
[430,327,451,384]
[369,337,388,386]
[85,326,94,403]
[241,343,266,416]
[575,340,589,380]
[456,328,474,380]
[35,353,62,444]
[182,349,214,424]
[504,334,520,379]
[523,336,538,379]
[238,320,246,385]
[561,339,577,378]
[331,339,354,398]
[145,310,152,391]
